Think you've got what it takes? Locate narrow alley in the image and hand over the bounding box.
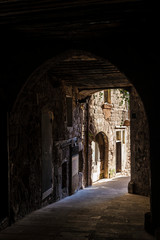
[0,176,153,240]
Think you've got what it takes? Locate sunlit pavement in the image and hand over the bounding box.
[0,176,154,240]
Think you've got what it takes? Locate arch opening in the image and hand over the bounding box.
[91,132,108,183]
[89,88,131,185]
[7,50,150,226]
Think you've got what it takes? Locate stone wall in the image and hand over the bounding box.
[89,89,131,183]
[89,87,151,197]
[129,87,150,196]
[9,76,64,221]
[9,74,85,221]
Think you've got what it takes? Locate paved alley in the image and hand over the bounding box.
[0,176,154,240]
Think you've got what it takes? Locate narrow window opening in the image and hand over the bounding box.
[116,131,121,141]
[66,97,72,127]
[104,89,111,104]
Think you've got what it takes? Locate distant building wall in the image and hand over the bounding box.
[89,89,131,183]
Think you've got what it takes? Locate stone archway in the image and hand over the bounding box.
[91,132,108,183]
[8,49,151,223]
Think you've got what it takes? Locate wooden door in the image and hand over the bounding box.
[116,142,121,173]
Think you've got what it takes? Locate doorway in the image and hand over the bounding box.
[91,132,108,182]
[116,142,122,173]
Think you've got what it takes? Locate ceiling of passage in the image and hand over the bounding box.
[0,0,149,39]
[44,51,132,98]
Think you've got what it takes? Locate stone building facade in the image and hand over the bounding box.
[88,89,131,183]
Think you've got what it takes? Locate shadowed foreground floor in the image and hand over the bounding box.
[0,176,154,240]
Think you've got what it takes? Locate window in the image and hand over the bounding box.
[116,131,121,141]
[123,130,125,144]
[104,89,111,104]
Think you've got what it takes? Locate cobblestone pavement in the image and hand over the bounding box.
[0,176,154,240]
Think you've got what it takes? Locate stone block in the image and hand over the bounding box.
[103,109,111,120]
[128,180,135,194]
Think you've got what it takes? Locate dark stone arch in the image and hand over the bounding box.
[16,49,150,194]
[7,49,151,225]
